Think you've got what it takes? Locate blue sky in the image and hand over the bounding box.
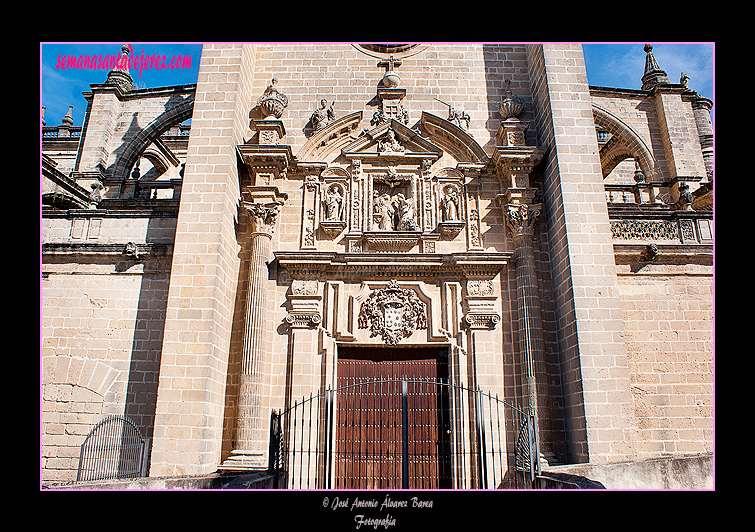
[40,43,714,129]
[582,42,714,100]
[40,43,204,127]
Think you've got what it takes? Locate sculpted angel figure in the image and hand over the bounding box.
[374,192,395,231]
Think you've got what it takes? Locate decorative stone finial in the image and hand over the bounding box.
[106,44,135,92]
[42,106,46,126]
[256,78,289,119]
[633,161,645,183]
[61,105,74,127]
[641,44,670,91]
[499,80,525,120]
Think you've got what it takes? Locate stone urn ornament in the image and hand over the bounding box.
[257,77,289,119]
[499,79,525,120]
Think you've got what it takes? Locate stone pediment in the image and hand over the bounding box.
[341,119,443,162]
[296,111,363,162]
[420,112,488,164]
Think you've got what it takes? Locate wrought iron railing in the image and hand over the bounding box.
[76,415,148,482]
[269,377,539,489]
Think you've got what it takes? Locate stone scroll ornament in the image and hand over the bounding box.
[358,280,427,345]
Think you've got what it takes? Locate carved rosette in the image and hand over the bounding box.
[358,280,427,345]
[503,203,541,241]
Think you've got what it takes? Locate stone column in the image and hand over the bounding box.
[493,114,545,419]
[224,200,283,469]
[502,201,544,416]
[223,123,290,470]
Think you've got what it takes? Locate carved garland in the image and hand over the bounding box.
[358,280,427,345]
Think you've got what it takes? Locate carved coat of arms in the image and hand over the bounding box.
[358,280,427,345]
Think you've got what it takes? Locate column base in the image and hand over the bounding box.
[218,450,267,472]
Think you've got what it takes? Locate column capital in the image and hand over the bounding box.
[501,202,542,242]
[242,200,283,237]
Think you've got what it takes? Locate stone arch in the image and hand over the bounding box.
[110,96,194,181]
[140,147,172,178]
[592,104,656,181]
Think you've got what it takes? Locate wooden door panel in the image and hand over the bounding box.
[335,348,450,489]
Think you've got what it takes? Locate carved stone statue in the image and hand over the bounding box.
[310,99,335,130]
[378,129,404,153]
[323,185,344,221]
[393,193,417,230]
[374,192,395,231]
[441,187,459,221]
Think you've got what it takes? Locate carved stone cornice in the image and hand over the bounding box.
[237,144,294,185]
[274,250,511,280]
[492,145,545,188]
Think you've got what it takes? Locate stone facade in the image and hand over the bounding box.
[41,43,713,487]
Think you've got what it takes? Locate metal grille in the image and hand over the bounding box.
[270,377,539,489]
[77,415,147,482]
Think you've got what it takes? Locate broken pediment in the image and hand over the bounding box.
[419,112,488,165]
[296,111,363,163]
[341,119,443,163]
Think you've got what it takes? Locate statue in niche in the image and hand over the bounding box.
[441,186,460,221]
[373,192,395,230]
[310,98,335,131]
[393,193,417,230]
[378,129,405,153]
[323,185,344,221]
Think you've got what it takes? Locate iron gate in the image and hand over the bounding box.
[269,377,539,489]
[77,415,148,482]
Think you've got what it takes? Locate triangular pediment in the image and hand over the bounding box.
[341,119,443,162]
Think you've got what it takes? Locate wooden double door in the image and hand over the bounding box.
[334,347,452,489]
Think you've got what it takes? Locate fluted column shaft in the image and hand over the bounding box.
[513,223,544,414]
[503,202,545,416]
[223,201,281,470]
[236,229,273,451]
